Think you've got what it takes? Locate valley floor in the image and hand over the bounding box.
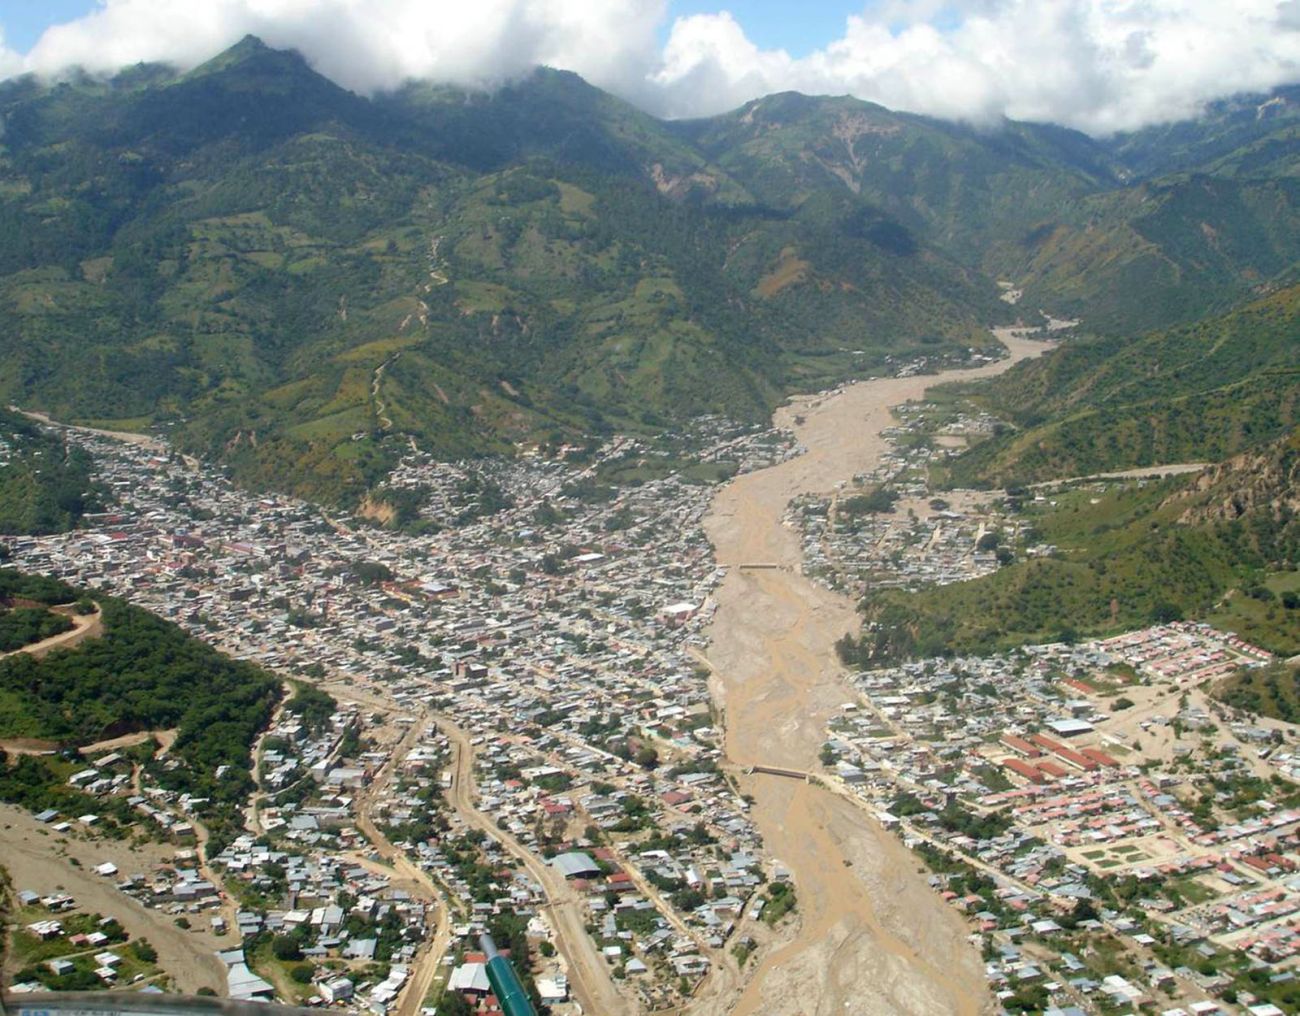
[698,331,1052,1015]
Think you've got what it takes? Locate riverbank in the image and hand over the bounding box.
[699,332,1052,1016]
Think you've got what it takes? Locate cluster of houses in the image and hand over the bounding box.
[791,484,1020,598]
[212,833,430,1007]
[812,616,1300,1014]
[1096,625,1274,686]
[8,892,160,994]
[3,414,803,1010]
[13,381,1300,1013]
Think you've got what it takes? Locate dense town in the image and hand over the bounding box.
[1,416,802,1014]
[2,382,1299,1016]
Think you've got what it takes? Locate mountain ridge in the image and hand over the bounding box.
[0,37,1297,499]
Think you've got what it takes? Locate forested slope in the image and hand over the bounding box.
[942,284,1300,487]
[0,409,99,534]
[0,570,280,850]
[0,40,1004,501]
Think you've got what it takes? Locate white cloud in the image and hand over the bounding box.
[0,26,22,83]
[3,0,1300,134]
[653,1,1300,132]
[9,0,667,97]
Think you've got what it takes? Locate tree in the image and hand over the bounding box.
[434,990,473,1016]
[1151,600,1184,623]
[272,934,303,962]
[840,487,898,516]
[635,746,660,769]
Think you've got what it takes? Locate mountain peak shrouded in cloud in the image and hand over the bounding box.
[2,1,1300,134]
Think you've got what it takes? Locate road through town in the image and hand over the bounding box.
[437,715,626,1016]
[698,332,1052,1016]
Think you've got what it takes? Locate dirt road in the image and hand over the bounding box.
[437,715,626,1016]
[0,604,103,662]
[698,332,1052,1016]
[1028,462,1210,488]
[350,712,452,1016]
[13,409,167,453]
[0,804,226,993]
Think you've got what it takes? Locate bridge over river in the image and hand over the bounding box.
[693,329,1053,1016]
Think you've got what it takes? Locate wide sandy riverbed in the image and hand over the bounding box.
[698,332,1051,1016]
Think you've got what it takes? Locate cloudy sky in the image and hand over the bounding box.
[2,1,1299,134]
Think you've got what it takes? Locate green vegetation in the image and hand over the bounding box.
[761,881,797,926]
[943,284,1300,488]
[682,88,1300,334]
[1216,663,1300,722]
[0,570,80,605]
[283,682,337,736]
[9,907,164,992]
[1207,568,1300,656]
[839,487,899,517]
[0,42,1010,502]
[0,410,100,534]
[0,569,280,851]
[891,792,1013,841]
[0,753,135,834]
[846,437,1300,661]
[0,606,72,651]
[3,38,1294,500]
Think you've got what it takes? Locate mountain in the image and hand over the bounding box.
[0,37,1298,499]
[674,92,1118,271]
[0,40,1011,500]
[1109,85,1300,181]
[676,91,1300,333]
[942,283,1300,487]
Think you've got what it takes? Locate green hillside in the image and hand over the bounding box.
[0,40,1009,501]
[0,409,99,534]
[0,39,1299,499]
[679,91,1300,333]
[844,430,1300,663]
[1216,663,1300,722]
[1109,85,1300,180]
[0,569,280,851]
[675,91,1116,272]
[942,284,1300,487]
